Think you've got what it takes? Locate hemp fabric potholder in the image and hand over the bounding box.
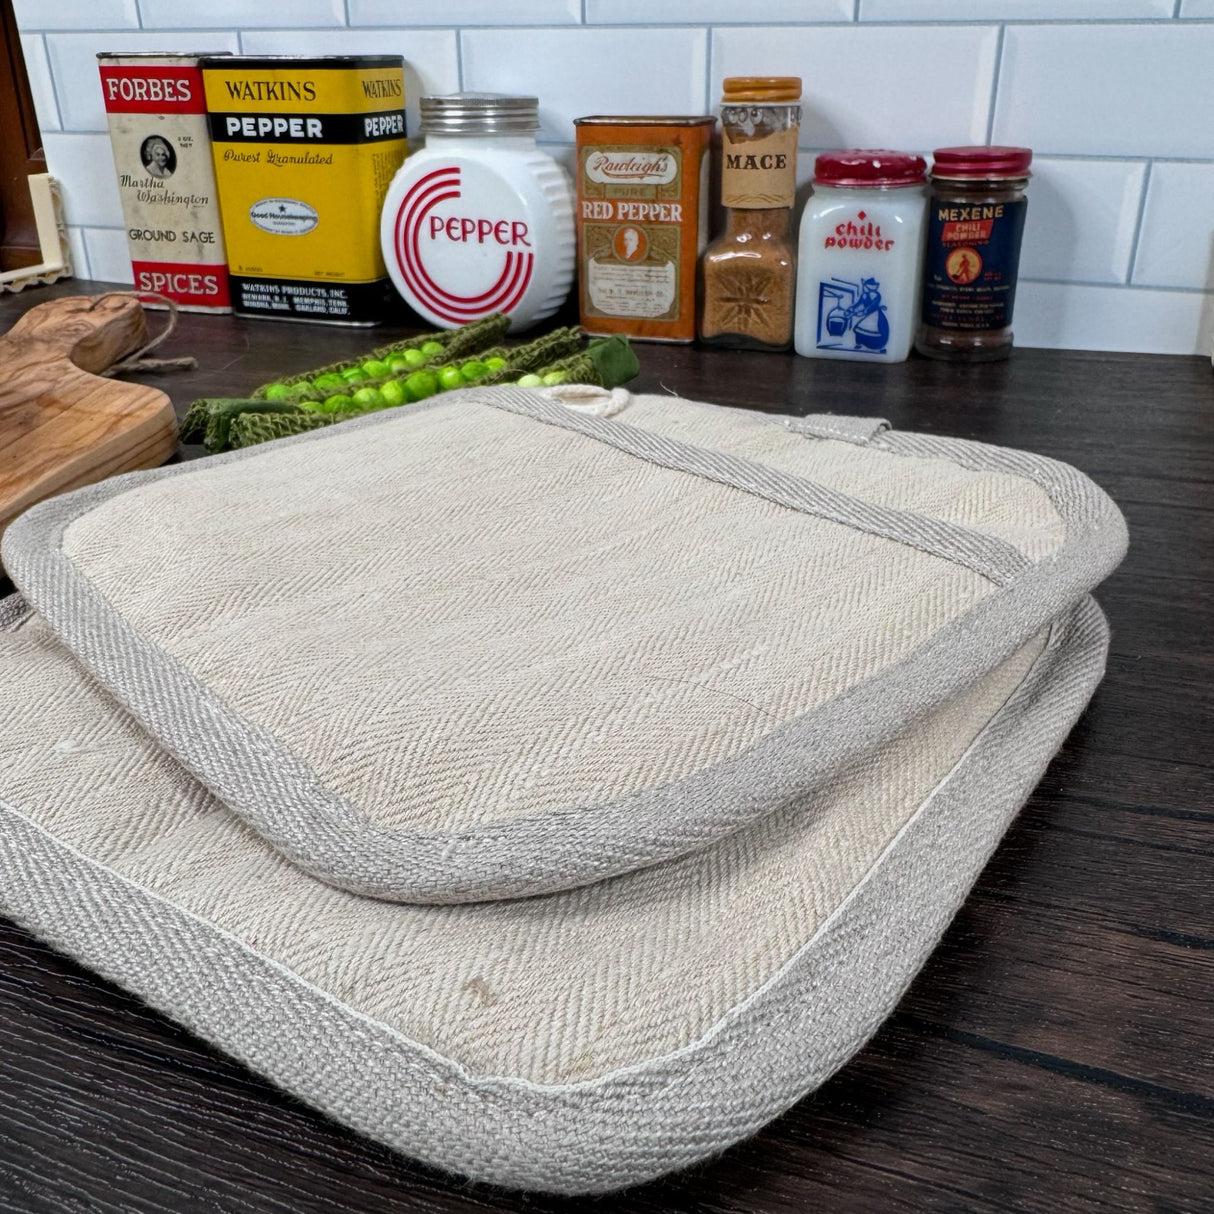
[0,389,1126,904]
[0,592,1109,1194]
[0,390,1126,1192]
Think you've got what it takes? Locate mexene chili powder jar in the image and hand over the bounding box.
[574,116,716,343]
[699,77,801,351]
[916,145,1032,361]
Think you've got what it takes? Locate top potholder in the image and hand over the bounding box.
[0,387,1127,903]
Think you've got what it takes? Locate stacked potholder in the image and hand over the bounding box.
[0,388,1126,1194]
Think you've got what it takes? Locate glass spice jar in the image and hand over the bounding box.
[915,145,1033,361]
[699,77,801,351]
[794,150,928,363]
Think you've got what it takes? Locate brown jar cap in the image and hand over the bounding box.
[722,76,802,103]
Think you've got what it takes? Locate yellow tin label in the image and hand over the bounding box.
[203,56,407,323]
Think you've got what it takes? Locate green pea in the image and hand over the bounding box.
[484,356,507,372]
[516,373,543,388]
[380,378,407,407]
[403,347,427,366]
[541,371,568,386]
[405,369,440,401]
[340,366,368,383]
[386,356,411,374]
[352,386,385,409]
[311,373,345,392]
[361,359,391,379]
[437,365,464,392]
[264,382,294,400]
[460,360,488,383]
[420,340,445,357]
[315,394,352,413]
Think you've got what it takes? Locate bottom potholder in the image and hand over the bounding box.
[0,594,1107,1194]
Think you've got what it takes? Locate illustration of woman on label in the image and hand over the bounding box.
[822,276,889,352]
[140,135,176,179]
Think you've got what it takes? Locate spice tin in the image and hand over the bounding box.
[98,53,231,313]
[202,55,408,325]
[574,116,715,343]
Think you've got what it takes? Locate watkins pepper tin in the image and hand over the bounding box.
[202,55,407,324]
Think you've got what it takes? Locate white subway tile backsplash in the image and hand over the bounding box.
[12,0,1214,355]
[714,25,997,150]
[20,34,60,133]
[139,0,346,28]
[82,226,135,285]
[65,226,90,280]
[1019,158,1145,285]
[12,0,138,31]
[1014,282,1213,355]
[462,28,709,143]
[351,0,581,24]
[42,133,125,228]
[860,0,1171,18]
[588,0,851,21]
[238,29,459,147]
[1132,164,1214,291]
[994,24,1214,158]
[45,32,240,131]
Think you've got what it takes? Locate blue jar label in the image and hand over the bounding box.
[816,275,891,354]
[922,197,1026,331]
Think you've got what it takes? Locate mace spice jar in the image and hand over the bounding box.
[794,150,927,363]
[699,76,801,351]
[380,92,575,333]
[916,145,1033,361]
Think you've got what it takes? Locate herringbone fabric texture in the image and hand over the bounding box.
[0,596,1111,1193]
[1,391,1127,903]
[0,395,1126,1193]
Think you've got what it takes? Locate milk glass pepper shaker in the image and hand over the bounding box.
[380,93,575,332]
[915,145,1033,361]
[699,77,801,351]
[794,150,928,363]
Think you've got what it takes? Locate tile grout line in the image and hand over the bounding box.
[37,34,65,132]
[1173,0,1183,16]
[22,18,1214,34]
[1021,276,1212,295]
[69,226,91,281]
[1125,161,1154,285]
[984,23,1005,145]
[456,28,465,90]
[705,26,713,115]
[854,0,861,21]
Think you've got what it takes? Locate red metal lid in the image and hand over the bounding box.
[813,150,927,188]
[931,145,1033,178]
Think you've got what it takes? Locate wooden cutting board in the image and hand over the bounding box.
[0,294,179,559]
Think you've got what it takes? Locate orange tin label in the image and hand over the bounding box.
[574,117,714,343]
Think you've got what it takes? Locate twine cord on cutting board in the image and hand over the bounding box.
[92,292,198,377]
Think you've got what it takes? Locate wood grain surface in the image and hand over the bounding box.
[0,293,178,550]
[0,281,1210,1214]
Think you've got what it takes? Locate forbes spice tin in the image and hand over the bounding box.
[202,55,408,324]
[98,53,231,313]
[574,116,715,343]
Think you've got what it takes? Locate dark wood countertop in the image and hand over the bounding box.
[1,282,1211,1213]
